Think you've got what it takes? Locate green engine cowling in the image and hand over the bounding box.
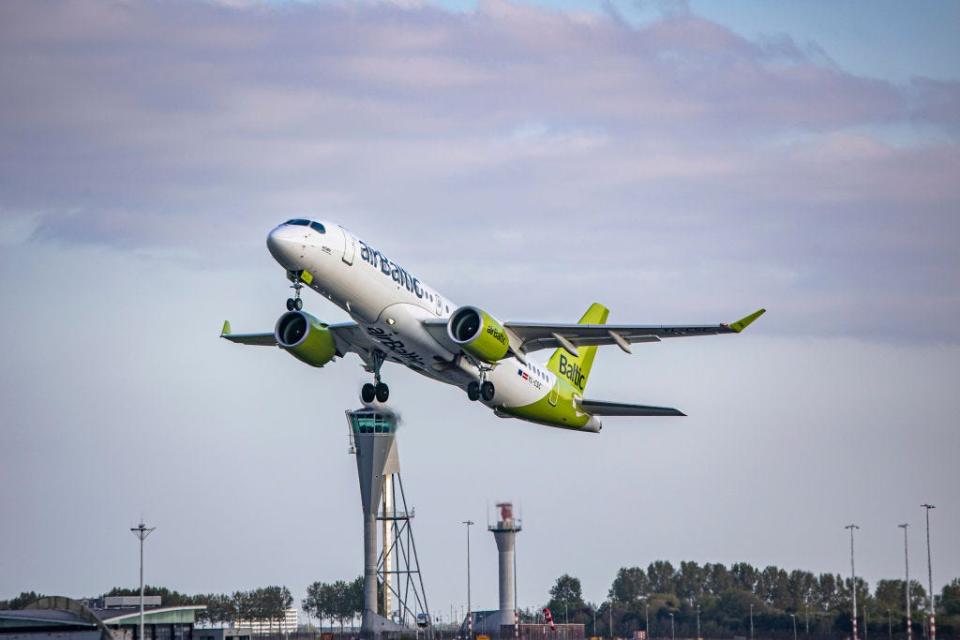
[447,305,511,363]
[275,311,337,367]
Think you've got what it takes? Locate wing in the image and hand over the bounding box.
[504,308,765,355]
[219,321,276,346]
[219,320,371,357]
[578,399,685,417]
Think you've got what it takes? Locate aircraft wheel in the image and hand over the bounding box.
[286,298,296,311]
[375,382,390,403]
[294,298,303,311]
[467,381,480,401]
[361,383,376,403]
[481,381,495,401]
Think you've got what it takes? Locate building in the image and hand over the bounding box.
[233,609,298,635]
[0,596,205,640]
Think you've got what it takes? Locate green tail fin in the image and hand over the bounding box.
[547,302,609,393]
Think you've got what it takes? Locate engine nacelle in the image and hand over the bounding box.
[447,305,510,364]
[275,311,337,367]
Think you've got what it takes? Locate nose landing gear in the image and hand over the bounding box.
[361,350,389,404]
[286,279,304,311]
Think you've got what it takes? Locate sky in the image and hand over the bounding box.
[1,0,959,620]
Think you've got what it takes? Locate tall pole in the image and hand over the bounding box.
[696,605,701,640]
[669,613,674,640]
[130,521,156,640]
[921,504,936,640]
[749,603,754,640]
[645,602,649,640]
[900,524,912,640]
[791,614,797,640]
[609,602,613,640]
[846,524,860,640]
[462,521,474,639]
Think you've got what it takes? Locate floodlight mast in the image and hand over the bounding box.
[921,504,936,640]
[130,521,156,640]
[898,524,912,640]
[846,524,860,640]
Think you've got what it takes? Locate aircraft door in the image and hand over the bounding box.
[341,229,355,265]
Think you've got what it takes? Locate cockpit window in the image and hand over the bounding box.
[284,219,326,234]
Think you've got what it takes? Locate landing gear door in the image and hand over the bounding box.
[341,228,356,265]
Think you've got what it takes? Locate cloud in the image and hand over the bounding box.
[0,0,957,342]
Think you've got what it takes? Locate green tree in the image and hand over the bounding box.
[547,574,586,617]
[609,567,650,604]
[647,561,677,595]
[0,592,44,610]
[941,578,960,616]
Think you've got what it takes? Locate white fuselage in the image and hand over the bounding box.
[266,220,557,413]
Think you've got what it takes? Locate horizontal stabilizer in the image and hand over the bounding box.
[578,398,685,417]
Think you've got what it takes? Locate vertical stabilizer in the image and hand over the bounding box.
[546,303,609,393]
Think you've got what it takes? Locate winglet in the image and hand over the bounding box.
[220,320,232,337]
[729,308,766,333]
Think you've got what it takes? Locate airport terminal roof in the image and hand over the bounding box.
[1,597,205,634]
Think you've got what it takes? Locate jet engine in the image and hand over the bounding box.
[275,311,337,367]
[447,305,511,363]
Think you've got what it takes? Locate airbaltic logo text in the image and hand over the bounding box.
[359,240,424,299]
[558,354,586,390]
[486,325,508,346]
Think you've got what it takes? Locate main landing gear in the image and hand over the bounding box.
[361,350,389,404]
[467,368,495,402]
[286,278,304,311]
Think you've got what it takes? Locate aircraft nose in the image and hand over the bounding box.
[266,225,300,269]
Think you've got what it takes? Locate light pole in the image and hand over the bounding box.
[921,504,935,640]
[696,605,701,640]
[462,520,474,639]
[888,610,892,640]
[900,524,912,640]
[668,613,674,640]
[130,521,156,640]
[846,524,861,640]
[645,601,649,640]
[609,602,613,640]
[749,603,754,640]
[593,607,598,638]
[791,613,797,640]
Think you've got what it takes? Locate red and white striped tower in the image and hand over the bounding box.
[515,609,520,640]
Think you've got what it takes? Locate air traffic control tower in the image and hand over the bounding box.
[489,502,522,629]
[347,408,430,640]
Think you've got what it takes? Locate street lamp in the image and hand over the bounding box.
[790,613,797,640]
[846,524,861,640]
[696,605,701,640]
[130,521,156,640]
[920,504,936,640]
[668,613,674,640]
[462,520,474,640]
[749,603,754,640]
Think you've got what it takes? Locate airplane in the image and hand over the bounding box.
[221,218,765,432]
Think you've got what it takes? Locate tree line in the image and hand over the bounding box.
[543,561,960,639]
